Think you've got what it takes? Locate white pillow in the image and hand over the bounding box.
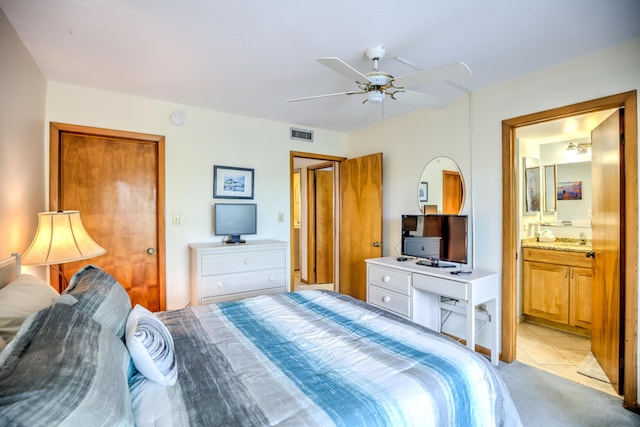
[0,274,60,343]
[125,304,177,386]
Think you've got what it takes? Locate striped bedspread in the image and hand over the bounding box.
[131,290,521,426]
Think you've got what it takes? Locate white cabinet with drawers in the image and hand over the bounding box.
[366,257,499,365]
[189,240,289,305]
[366,264,412,319]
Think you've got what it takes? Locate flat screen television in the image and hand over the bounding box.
[214,203,257,243]
[401,214,468,266]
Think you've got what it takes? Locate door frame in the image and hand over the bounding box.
[306,162,335,284]
[501,91,638,409]
[290,151,346,291]
[50,122,167,310]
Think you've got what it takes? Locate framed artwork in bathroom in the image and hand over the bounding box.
[524,166,541,214]
[557,181,582,200]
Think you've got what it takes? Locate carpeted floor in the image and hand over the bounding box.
[498,360,640,426]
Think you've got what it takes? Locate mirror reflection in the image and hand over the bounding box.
[418,157,465,214]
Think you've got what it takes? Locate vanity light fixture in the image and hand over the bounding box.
[566,141,591,154]
[576,142,591,154]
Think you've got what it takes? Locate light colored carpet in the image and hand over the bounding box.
[498,360,640,426]
[577,351,610,383]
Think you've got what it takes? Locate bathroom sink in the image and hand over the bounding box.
[521,238,591,252]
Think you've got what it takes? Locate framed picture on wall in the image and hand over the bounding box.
[557,181,582,200]
[419,182,428,202]
[524,166,541,214]
[213,165,254,199]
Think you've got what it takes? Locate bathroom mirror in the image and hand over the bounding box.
[417,157,465,214]
[543,164,556,213]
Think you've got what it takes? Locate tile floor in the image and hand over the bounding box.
[517,321,619,397]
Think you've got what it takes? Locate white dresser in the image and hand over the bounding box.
[189,240,289,305]
[366,257,499,365]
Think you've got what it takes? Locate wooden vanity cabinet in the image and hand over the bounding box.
[522,247,592,331]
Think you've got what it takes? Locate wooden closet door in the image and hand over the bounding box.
[50,123,166,311]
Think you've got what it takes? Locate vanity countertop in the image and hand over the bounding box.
[521,237,592,253]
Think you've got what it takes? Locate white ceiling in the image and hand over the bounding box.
[2,0,639,134]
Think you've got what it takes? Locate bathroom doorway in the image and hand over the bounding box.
[514,110,618,396]
[501,91,638,409]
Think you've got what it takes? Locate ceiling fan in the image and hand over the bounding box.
[287,45,472,109]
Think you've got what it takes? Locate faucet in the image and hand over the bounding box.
[579,232,587,245]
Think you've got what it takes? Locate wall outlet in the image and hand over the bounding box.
[278,212,284,223]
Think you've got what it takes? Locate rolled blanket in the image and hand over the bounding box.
[126,304,178,385]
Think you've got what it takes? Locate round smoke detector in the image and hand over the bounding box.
[169,111,185,126]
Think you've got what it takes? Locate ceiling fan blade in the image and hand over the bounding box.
[316,57,371,84]
[393,62,472,88]
[286,91,362,102]
[392,90,448,109]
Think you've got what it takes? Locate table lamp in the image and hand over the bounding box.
[22,210,106,287]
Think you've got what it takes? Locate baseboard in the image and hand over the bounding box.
[441,332,493,358]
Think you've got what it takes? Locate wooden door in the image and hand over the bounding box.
[523,261,569,324]
[339,153,383,301]
[591,109,623,392]
[50,123,165,311]
[315,169,334,283]
[443,170,463,214]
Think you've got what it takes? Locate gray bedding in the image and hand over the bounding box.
[0,264,521,426]
[131,291,522,426]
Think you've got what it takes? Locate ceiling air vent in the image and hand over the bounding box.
[290,127,314,142]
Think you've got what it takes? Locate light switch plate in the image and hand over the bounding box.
[172,212,181,225]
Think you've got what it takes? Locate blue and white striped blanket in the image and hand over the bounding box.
[131,290,521,426]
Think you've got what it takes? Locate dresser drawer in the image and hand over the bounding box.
[367,265,411,295]
[202,249,284,275]
[202,287,283,305]
[202,268,285,298]
[412,273,468,300]
[368,284,411,318]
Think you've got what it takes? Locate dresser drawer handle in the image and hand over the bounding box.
[243,257,251,265]
[268,275,274,282]
[217,280,224,288]
[382,275,391,283]
[382,295,391,303]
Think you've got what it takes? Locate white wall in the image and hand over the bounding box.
[348,38,640,394]
[0,9,47,277]
[45,83,348,308]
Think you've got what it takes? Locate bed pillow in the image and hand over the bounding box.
[64,265,131,340]
[0,302,134,425]
[0,274,59,343]
[126,304,178,386]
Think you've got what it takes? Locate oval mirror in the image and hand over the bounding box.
[417,157,465,214]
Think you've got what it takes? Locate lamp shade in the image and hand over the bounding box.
[22,211,106,265]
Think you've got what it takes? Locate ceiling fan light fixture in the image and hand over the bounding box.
[367,90,385,104]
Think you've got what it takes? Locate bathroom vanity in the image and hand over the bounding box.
[521,240,593,334]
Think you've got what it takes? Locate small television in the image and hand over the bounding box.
[214,203,257,244]
[401,214,468,266]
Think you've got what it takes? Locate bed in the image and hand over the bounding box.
[0,254,522,426]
